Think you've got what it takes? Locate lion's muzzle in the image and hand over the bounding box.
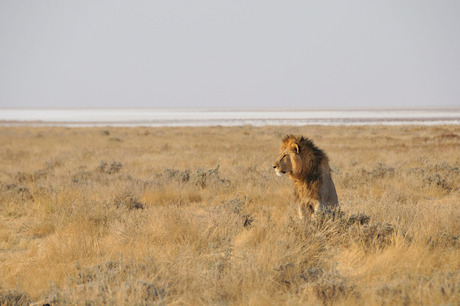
[273,164,284,176]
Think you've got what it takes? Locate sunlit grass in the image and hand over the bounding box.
[0,125,458,305]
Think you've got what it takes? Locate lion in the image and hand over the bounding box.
[273,135,338,219]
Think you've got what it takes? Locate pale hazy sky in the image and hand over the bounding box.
[1,1,459,109]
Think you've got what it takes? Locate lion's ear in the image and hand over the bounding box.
[291,143,300,154]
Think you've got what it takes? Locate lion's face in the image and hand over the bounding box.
[273,141,300,177]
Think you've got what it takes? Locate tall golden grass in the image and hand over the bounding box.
[0,125,458,305]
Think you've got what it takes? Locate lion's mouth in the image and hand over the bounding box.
[275,170,284,177]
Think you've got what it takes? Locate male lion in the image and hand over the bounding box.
[273,135,338,219]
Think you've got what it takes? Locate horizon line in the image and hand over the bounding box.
[1,107,460,112]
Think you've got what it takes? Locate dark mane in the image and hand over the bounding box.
[283,134,327,161]
[298,136,326,162]
[282,134,328,183]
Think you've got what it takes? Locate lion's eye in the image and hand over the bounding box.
[282,155,287,160]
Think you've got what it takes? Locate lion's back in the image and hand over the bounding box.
[319,163,338,208]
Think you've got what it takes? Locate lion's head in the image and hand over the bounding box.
[273,135,326,179]
[272,135,303,177]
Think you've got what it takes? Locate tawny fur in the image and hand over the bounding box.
[273,135,338,219]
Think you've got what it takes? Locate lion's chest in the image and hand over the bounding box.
[293,180,320,202]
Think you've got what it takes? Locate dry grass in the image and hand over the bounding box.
[0,124,458,305]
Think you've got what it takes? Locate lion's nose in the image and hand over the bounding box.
[273,165,277,169]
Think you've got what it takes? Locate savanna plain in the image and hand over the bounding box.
[0,125,459,305]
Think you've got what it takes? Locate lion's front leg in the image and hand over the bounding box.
[298,201,315,219]
[299,199,324,219]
